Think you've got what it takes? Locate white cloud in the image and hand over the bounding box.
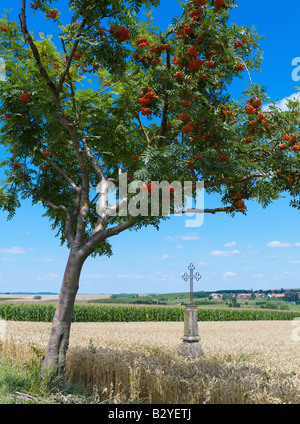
[152,254,174,260]
[273,92,300,112]
[165,233,200,241]
[223,272,237,277]
[295,243,300,246]
[42,258,54,262]
[289,260,300,264]
[284,271,291,274]
[175,245,184,249]
[263,93,300,112]
[224,241,236,247]
[117,273,155,280]
[82,274,111,279]
[267,241,291,248]
[254,273,264,277]
[0,247,32,254]
[199,261,212,266]
[44,274,60,280]
[210,250,240,257]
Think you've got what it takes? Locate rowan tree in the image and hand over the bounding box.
[0,0,300,385]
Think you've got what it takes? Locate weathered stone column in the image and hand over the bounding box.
[178,305,203,359]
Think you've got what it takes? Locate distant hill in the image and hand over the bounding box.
[0,292,59,295]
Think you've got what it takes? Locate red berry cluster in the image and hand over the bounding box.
[234,39,243,49]
[138,87,158,116]
[182,100,191,107]
[187,46,198,58]
[217,154,229,163]
[279,134,300,153]
[176,23,194,38]
[20,92,31,103]
[245,98,270,133]
[140,182,158,194]
[173,70,184,80]
[0,26,8,32]
[188,58,205,71]
[283,134,295,143]
[141,108,152,116]
[182,122,193,133]
[189,8,203,21]
[178,112,189,121]
[220,105,233,121]
[232,194,246,213]
[149,43,169,54]
[12,162,22,170]
[46,9,58,19]
[235,63,245,71]
[30,3,39,10]
[214,0,226,11]
[245,105,258,115]
[138,37,149,47]
[133,39,169,67]
[73,51,82,61]
[140,183,175,196]
[245,99,263,117]
[172,56,182,66]
[278,143,286,151]
[109,25,130,43]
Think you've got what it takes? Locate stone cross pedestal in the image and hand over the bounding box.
[178,264,203,359]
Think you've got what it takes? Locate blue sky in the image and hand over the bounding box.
[1,0,300,294]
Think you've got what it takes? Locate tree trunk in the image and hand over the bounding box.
[41,248,85,388]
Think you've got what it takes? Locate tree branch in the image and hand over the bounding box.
[57,19,87,93]
[20,1,90,208]
[19,1,58,97]
[236,56,252,87]
[174,207,231,215]
[38,153,81,193]
[41,198,66,212]
[61,38,80,120]
[137,115,151,145]
[203,172,264,189]
[81,137,107,181]
[80,217,136,259]
[158,49,170,141]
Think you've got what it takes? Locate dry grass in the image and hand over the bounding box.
[1,320,300,403]
[0,294,110,303]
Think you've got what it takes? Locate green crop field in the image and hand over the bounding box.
[0,303,299,323]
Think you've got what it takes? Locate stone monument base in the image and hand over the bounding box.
[178,340,203,360]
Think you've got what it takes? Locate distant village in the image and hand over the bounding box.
[210,289,300,300]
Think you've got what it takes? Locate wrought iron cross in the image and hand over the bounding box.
[182,263,201,304]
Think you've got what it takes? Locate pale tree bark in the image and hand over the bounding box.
[41,248,85,387]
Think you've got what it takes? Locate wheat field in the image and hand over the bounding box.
[1,320,300,403]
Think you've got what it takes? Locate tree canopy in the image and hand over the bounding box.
[0,0,300,260]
